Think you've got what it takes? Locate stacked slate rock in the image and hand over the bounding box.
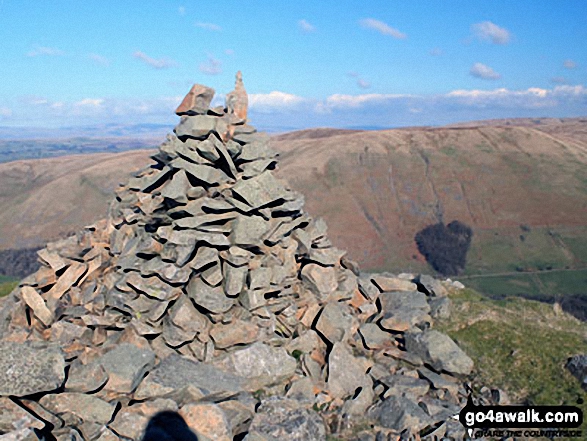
[0,73,476,441]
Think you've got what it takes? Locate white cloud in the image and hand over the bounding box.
[471,21,511,45]
[27,46,65,57]
[88,53,110,66]
[178,6,186,16]
[357,79,371,89]
[133,51,176,69]
[348,72,371,89]
[319,93,410,111]
[470,63,501,80]
[75,98,104,107]
[199,56,222,75]
[298,19,316,33]
[551,76,567,84]
[195,22,222,32]
[359,18,406,39]
[249,91,306,111]
[564,59,577,69]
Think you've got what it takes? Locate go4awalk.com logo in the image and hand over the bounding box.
[458,396,584,439]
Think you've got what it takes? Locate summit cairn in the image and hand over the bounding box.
[0,73,475,440]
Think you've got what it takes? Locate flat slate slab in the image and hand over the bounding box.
[0,341,65,397]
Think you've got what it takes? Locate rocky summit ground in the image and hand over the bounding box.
[0,75,489,440]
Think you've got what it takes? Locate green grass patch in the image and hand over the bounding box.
[536,269,587,297]
[464,274,543,300]
[560,234,587,266]
[439,145,458,156]
[516,228,574,271]
[465,230,523,274]
[436,288,587,424]
[0,277,18,297]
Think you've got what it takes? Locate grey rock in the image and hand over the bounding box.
[358,323,393,349]
[417,367,459,395]
[238,140,276,161]
[379,290,430,313]
[327,342,370,399]
[301,264,338,297]
[315,302,353,344]
[380,374,430,399]
[214,342,297,389]
[65,360,108,393]
[210,319,260,349]
[174,115,223,140]
[191,246,219,270]
[231,171,289,209]
[231,215,270,246]
[249,267,272,291]
[405,330,474,375]
[97,343,156,394]
[201,262,223,286]
[566,354,587,390]
[247,398,326,441]
[0,341,65,397]
[239,289,266,310]
[39,393,115,425]
[429,296,451,319]
[109,410,149,441]
[187,277,235,314]
[159,169,191,203]
[0,397,43,432]
[380,308,432,332]
[415,274,448,297]
[135,354,245,401]
[163,295,208,347]
[357,276,380,301]
[170,157,232,186]
[369,395,432,433]
[224,263,248,297]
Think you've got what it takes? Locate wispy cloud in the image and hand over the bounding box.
[178,6,186,16]
[470,62,501,80]
[430,48,443,56]
[359,18,406,39]
[195,22,222,32]
[27,46,65,57]
[0,107,12,118]
[225,49,235,56]
[564,59,577,69]
[88,53,110,66]
[249,91,306,112]
[298,19,316,33]
[133,51,176,69]
[348,72,371,89]
[75,98,104,107]
[471,21,511,45]
[551,76,568,84]
[199,56,222,75]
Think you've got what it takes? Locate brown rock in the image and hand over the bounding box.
[301,264,338,297]
[371,275,417,292]
[176,84,215,115]
[20,286,53,326]
[46,262,87,302]
[210,320,260,348]
[180,403,232,441]
[226,71,248,121]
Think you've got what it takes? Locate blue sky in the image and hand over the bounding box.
[0,0,586,131]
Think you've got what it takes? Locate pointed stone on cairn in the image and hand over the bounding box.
[0,73,476,441]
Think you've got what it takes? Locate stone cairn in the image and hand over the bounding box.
[0,73,476,441]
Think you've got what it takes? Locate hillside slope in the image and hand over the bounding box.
[1,120,586,280]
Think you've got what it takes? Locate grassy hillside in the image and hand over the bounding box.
[0,119,585,319]
[436,288,587,430]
